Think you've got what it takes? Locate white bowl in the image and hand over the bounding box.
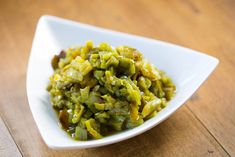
[26,15,219,149]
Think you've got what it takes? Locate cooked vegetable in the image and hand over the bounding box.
[75,126,87,141]
[47,41,175,140]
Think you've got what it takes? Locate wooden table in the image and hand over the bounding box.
[0,0,234,156]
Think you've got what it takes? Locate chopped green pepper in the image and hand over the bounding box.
[47,41,175,141]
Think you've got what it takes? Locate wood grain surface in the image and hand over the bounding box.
[0,116,22,157]
[0,0,234,156]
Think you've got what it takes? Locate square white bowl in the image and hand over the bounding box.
[26,15,219,149]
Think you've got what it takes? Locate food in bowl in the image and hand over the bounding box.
[47,41,175,141]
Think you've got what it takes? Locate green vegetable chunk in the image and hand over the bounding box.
[75,126,87,141]
[85,118,103,139]
[142,98,162,118]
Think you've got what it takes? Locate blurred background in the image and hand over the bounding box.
[0,0,234,157]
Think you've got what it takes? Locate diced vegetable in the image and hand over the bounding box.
[85,118,103,139]
[75,126,87,141]
[72,104,84,123]
[142,98,162,118]
[59,109,69,129]
[47,41,175,141]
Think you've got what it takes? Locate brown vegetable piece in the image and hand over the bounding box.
[59,109,69,129]
[51,55,59,70]
[51,50,66,70]
[58,50,66,58]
